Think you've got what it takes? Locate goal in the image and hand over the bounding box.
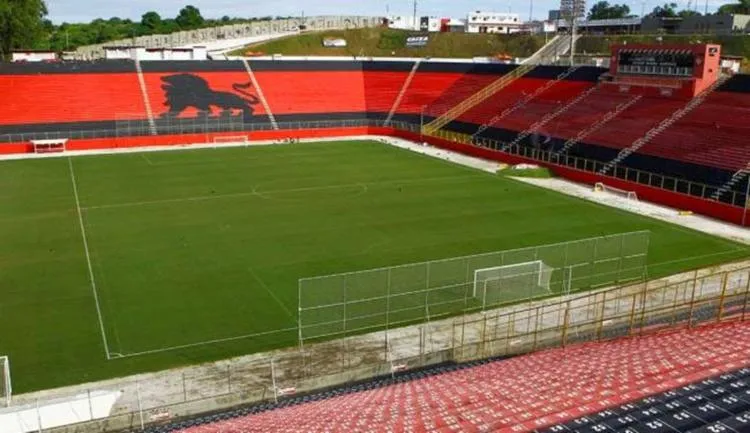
[213,135,249,146]
[0,356,11,407]
[473,260,554,309]
[594,182,638,201]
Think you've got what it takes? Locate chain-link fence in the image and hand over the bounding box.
[298,231,650,345]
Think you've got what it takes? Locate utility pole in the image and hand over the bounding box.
[529,0,534,22]
[413,0,418,31]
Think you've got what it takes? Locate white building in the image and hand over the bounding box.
[466,11,523,34]
[387,15,420,31]
[11,51,57,62]
[104,46,208,61]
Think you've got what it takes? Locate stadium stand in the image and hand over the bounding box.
[1,59,750,223]
[144,320,750,433]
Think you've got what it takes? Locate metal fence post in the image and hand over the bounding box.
[136,381,145,431]
[36,398,42,433]
[182,373,187,401]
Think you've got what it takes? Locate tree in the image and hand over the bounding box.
[176,5,204,30]
[588,1,632,20]
[648,3,679,18]
[141,11,163,33]
[0,0,49,58]
[718,0,750,14]
[678,9,701,17]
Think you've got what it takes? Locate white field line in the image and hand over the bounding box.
[81,173,479,211]
[112,326,299,359]
[68,158,111,360]
[248,267,296,322]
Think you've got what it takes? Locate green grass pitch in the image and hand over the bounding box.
[1,140,748,393]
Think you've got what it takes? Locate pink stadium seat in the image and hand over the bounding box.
[177,321,750,433]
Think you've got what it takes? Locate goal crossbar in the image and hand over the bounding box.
[594,182,638,201]
[473,260,554,309]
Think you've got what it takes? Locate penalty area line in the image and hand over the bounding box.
[68,158,112,360]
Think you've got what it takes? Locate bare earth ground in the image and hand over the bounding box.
[3,136,749,433]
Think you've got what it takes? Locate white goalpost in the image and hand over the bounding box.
[473,260,554,309]
[213,135,250,146]
[0,356,11,407]
[594,182,638,201]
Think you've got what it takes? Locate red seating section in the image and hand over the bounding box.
[180,321,750,433]
[584,96,685,151]
[637,91,750,171]
[255,71,366,115]
[397,72,487,115]
[0,73,145,124]
[543,89,637,140]
[363,71,410,114]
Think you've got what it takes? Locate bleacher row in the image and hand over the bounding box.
[138,320,750,433]
[0,62,749,194]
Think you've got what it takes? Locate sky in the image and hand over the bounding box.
[46,0,729,24]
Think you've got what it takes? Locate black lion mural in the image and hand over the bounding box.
[160,73,260,119]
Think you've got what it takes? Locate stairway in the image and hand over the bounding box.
[556,94,643,155]
[422,64,536,134]
[384,60,422,126]
[598,75,731,176]
[522,35,579,66]
[711,167,750,201]
[242,59,278,130]
[134,59,157,135]
[500,86,598,152]
[472,66,581,139]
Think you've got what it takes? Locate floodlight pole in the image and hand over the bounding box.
[420,105,425,141]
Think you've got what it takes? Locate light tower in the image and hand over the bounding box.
[560,0,586,65]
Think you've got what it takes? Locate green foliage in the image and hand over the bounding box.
[718,0,750,14]
[175,5,204,30]
[648,2,679,18]
[0,0,49,59]
[588,1,632,20]
[2,3,290,52]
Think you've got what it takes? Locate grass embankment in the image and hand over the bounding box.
[234,29,749,71]
[231,27,545,58]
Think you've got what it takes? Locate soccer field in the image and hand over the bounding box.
[1,140,748,393]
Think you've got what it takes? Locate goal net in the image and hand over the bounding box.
[594,182,638,201]
[213,135,249,146]
[474,261,554,309]
[0,356,11,407]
